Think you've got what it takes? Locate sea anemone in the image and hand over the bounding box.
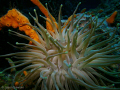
[0,2,120,90]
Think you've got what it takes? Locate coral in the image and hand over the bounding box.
[0,8,40,44]
[0,0,120,90]
[106,11,117,24]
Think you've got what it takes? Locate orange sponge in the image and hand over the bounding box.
[98,9,104,13]
[30,0,56,22]
[0,9,40,44]
[14,82,19,86]
[23,71,28,76]
[80,8,86,13]
[30,0,57,32]
[61,15,76,32]
[14,71,28,87]
[106,11,117,24]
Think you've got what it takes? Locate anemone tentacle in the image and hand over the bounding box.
[0,1,120,90]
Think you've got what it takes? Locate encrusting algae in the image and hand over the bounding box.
[0,0,120,90]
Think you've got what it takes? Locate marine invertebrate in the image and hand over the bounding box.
[106,11,117,24]
[0,8,40,44]
[0,1,120,90]
[98,9,104,13]
[80,8,86,13]
[31,0,57,32]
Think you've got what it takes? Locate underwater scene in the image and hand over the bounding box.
[0,0,120,90]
